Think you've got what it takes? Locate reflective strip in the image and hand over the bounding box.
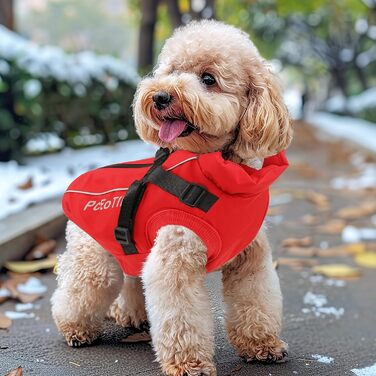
[65,187,129,196]
[64,156,198,196]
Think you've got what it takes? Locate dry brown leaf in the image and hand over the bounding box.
[2,279,42,304]
[0,313,12,330]
[336,201,376,220]
[302,214,320,225]
[316,243,365,257]
[306,191,330,209]
[355,252,376,268]
[282,236,313,248]
[312,264,361,279]
[25,240,57,261]
[278,258,319,267]
[267,207,282,216]
[286,247,319,257]
[272,260,279,270]
[17,177,33,190]
[317,219,347,234]
[5,366,22,376]
[120,331,152,343]
[290,162,318,179]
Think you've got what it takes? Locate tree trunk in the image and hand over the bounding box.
[138,0,159,74]
[165,0,182,28]
[0,0,14,30]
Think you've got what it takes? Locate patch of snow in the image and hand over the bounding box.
[308,275,346,287]
[270,193,292,206]
[5,311,35,319]
[303,292,327,308]
[325,88,376,113]
[0,288,11,298]
[312,354,334,364]
[15,303,34,312]
[308,113,376,153]
[352,363,376,376]
[17,277,47,295]
[342,226,376,243]
[331,164,376,190]
[303,292,344,319]
[0,140,155,220]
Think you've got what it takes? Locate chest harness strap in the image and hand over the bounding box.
[114,148,219,255]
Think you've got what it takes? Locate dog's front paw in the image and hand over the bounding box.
[241,339,288,364]
[162,360,217,376]
[58,321,100,348]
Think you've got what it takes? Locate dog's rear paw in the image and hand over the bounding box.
[163,360,216,376]
[242,340,289,364]
[107,299,147,329]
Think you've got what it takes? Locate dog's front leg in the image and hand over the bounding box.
[51,221,124,347]
[222,229,288,363]
[142,225,216,376]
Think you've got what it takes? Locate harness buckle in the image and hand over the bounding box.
[180,184,207,208]
[114,226,131,246]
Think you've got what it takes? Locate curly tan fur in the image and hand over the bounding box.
[52,19,292,376]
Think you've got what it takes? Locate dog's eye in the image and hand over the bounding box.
[201,73,216,86]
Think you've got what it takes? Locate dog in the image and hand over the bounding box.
[51,20,293,376]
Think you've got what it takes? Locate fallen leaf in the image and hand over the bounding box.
[290,162,318,179]
[25,240,57,261]
[272,260,279,269]
[1,279,41,304]
[5,367,22,376]
[17,177,33,190]
[286,247,318,257]
[336,201,376,220]
[267,207,282,216]
[278,258,319,267]
[317,219,346,234]
[355,252,376,268]
[282,236,313,248]
[302,214,320,225]
[306,191,330,209]
[5,254,57,273]
[120,331,152,343]
[0,313,12,329]
[317,243,366,257]
[312,264,361,279]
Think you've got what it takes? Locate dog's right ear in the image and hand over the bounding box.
[231,62,292,160]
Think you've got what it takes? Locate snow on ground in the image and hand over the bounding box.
[302,291,345,319]
[311,354,334,364]
[352,363,376,376]
[0,140,155,220]
[308,112,376,153]
[325,87,376,114]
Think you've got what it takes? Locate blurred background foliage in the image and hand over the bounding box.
[0,0,375,162]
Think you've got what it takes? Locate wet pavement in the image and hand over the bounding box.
[1,122,376,376]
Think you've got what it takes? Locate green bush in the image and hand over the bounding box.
[0,26,139,161]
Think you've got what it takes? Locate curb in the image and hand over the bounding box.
[0,200,66,267]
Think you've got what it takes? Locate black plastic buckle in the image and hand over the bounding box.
[114,226,131,246]
[180,184,207,207]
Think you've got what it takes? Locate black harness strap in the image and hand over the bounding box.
[145,166,218,212]
[114,148,218,256]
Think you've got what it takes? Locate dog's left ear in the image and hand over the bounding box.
[232,63,293,160]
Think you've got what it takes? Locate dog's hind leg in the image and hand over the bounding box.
[221,229,288,363]
[51,221,124,347]
[108,275,148,329]
[142,225,216,376]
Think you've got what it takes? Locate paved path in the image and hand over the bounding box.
[1,122,375,376]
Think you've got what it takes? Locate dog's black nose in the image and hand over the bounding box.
[153,91,172,110]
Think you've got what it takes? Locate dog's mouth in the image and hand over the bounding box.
[158,117,196,143]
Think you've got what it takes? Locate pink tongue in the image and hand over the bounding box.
[159,119,187,142]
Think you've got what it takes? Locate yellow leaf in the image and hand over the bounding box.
[5,255,57,274]
[312,264,361,279]
[345,243,366,254]
[355,252,376,268]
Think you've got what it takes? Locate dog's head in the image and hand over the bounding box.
[133,20,292,161]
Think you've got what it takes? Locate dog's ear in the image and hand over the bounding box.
[232,63,292,160]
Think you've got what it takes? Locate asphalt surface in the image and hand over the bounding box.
[1,122,376,376]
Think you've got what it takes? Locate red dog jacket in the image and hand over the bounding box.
[62,148,288,276]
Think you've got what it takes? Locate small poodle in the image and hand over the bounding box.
[51,20,292,376]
